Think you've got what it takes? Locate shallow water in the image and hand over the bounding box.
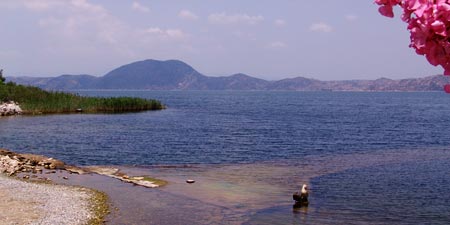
[50,147,450,224]
[1,91,450,224]
[244,151,450,225]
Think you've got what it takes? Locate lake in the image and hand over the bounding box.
[1,91,450,224]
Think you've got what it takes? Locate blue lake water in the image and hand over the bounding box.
[2,91,450,165]
[1,91,450,224]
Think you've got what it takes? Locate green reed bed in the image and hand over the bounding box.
[0,82,164,114]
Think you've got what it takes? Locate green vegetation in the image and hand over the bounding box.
[0,81,164,114]
[0,69,5,83]
[88,189,110,225]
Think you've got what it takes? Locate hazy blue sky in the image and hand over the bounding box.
[0,0,443,80]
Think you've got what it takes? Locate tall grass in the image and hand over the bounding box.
[0,82,164,114]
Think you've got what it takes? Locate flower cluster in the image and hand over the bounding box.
[375,0,450,75]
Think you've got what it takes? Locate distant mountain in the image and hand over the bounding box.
[322,76,449,91]
[7,59,450,91]
[267,77,323,91]
[201,73,270,90]
[9,75,98,90]
[8,77,52,88]
[42,74,98,90]
[99,59,206,90]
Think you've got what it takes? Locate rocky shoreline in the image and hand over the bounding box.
[0,148,167,188]
[0,101,22,116]
[0,149,64,176]
[0,148,109,225]
[0,148,168,224]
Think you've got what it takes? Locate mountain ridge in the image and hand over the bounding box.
[7,59,450,91]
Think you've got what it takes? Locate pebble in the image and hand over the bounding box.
[0,174,94,225]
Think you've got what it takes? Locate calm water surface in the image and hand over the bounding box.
[1,91,450,224]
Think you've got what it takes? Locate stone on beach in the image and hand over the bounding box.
[0,149,65,176]
[0,101,22,116]
[0,155,21,175]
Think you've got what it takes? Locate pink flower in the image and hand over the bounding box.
[404,0,429,17]
[379,5,395,17]
[375,0,401,17]
[431,20,446,36]
[375,0,450,76]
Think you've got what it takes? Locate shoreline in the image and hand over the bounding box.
[2,147,450,224]
[0,174,108,225]
[0,148,110,225]
[0,148,168,225]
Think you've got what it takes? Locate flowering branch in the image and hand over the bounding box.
[375,0,450,75]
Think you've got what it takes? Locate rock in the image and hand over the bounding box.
[65,166,88,175]
[43,160,64,169]
[0,155,22,175]
[132,180,159,188]
[85,166,119,176]
[0,101,22,116]
[0,149,86,186]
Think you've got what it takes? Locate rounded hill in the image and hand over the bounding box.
[99,59,206,89]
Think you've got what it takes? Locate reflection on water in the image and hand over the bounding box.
[55,147,450,224]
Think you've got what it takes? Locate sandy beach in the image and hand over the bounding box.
[0,174,101,225]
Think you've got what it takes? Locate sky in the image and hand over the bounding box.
[0,0,444,80]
